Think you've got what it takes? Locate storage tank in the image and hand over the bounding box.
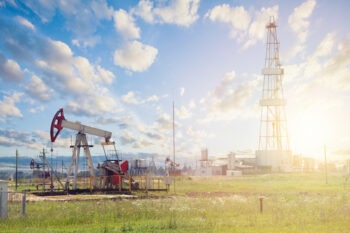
[201,148,208,161]
[131,159,138,169]
[139,159,148,168]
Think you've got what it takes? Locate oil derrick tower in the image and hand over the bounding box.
[256,17,292,172]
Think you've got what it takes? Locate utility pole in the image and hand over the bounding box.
[15,149,18,190]
[324,144,328,184]
[172,101,176,193]
[42,148,46,191]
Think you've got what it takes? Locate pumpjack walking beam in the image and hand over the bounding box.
[50,108,113,190]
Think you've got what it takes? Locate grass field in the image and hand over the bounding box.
[1,173,350,232]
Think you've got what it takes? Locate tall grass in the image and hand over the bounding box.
[1,173,349,232]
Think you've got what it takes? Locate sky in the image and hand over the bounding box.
[0,0,350,165]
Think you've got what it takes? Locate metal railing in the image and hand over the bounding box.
[0,191,26,219]
[89,175,168,192]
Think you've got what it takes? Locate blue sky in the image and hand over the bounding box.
[0,0,350,164]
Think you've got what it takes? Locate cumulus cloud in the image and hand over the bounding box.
[113,9,140,40]
[65,94,117,116]
[0,52,24,82]
[175,106,192,119]
[0,128,69,150]
[213,71,235,97]
[311,33,335,58]
[180,87,185,96]
[206,4,278,48]
[121,91,160,104]
[0,91,23,120]
[0,18,118,117]
[29,105,44,114]
[205,4,250,39]
[244,6,278,48]
[95,116,132,129]
[23,75,54,102]
[285,33,350,94]
[133,0,200,27]
[91,0,114,20]
[121,91,139,104]
[186,127,214,139]
[0,136,22,147]
[71,36,100,48]
[200,71,260,122]
[135,123,165,141]
[153,113,180,132]
[15,16,35,31]
[286,0,316,59]
[114,40,158,72]
[119,130,137,145]
[23,0,114,47]
[288,0,316,43]
[320,36,350,90]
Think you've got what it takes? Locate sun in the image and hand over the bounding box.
[289,107,334,158]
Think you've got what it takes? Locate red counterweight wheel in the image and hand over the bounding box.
[50,108,66,142]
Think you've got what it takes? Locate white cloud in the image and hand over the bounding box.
[71,36,100,48]
[186,127,214,138]
[23,75,54,102]
[15,16,35,31]
[146,95,159,102]
[74,56,115,84]
[319,36,350,90]
[189,99,196,109]
[122,91,139,104]
[180,87,185,96]
[66,94,117,116]
[0,128,52,149]
[154,113,173,132]
[95,116,131,126]
[311,33,335,58]
[24,37,118,116]
[113,9,140,40]
[206,4,278,48]
[214,71,235,97]
[121,91,160,104]
[23,0,114,47]
[132,0,154,23]
[133,0,200,27]
[205,4,250,39]
[175,106,192,119]
[29,105,44,114]
[0,0,16,8]
[119,130,137,145]
[0,52,24,82]
[114,40,158,72]
[200,71,260,122]
[91,0,114,20]
[0,136,22,147]
[288,0,316,43]
[244,6,278,48]
[0,91,23,120]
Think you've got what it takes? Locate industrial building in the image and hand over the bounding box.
[194,149,254,176]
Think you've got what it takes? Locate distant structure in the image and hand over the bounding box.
[226,152,241,176]
[148,157,157,175]
[130,158,148,175]
[200,148,209,168]
[256,17,292,171]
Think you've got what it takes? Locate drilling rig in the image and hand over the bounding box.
[50,108,129,191]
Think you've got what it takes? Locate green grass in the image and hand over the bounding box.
[1,173,350,232]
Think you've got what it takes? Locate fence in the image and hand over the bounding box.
[89,175,168,192]
[0,191,26,219]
